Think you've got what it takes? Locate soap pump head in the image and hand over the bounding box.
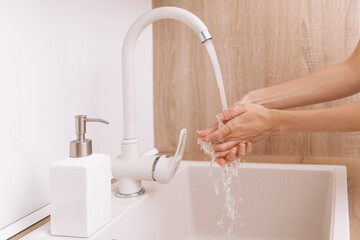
[70,115,109,158]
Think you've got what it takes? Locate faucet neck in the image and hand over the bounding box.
[121,7,211,140]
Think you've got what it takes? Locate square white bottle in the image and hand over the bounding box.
[50,115,111,237]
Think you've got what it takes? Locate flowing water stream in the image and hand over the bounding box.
[198,40,243,239]
[203,40,228,111]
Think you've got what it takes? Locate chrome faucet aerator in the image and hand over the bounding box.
[199,30,212,43]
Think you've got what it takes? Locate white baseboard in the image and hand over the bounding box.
[0,204,50,240]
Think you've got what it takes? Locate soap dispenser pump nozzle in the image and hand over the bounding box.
[70,115,109,158]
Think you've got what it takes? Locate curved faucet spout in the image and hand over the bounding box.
[122,6,212,140]
[114,7,212,197]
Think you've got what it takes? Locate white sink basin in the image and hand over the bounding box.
[23,161,349,240]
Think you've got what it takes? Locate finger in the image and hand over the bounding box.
[236,143,246,157]
[196,122,218,138]
[217,158,227,166]
[217,104,247,122]
[200,124,232,143]
[225,149,237,162]
[212,141,238,152]
[245,142,253,153]
[214,150,230,158]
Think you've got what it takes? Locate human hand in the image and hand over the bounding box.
[196,104,254,165]
[199,103,279,164]
[197,124,253,165]
[196,92,254,140]
[214,142,253,166]
[197,126,252,166]
[197,125,253,166]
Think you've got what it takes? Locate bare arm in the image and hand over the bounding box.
[274,101,360,133]
[200,101,360,152]
[198,40,360,165]
[242,41,360,109]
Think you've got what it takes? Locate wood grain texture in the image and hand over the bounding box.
[153,0,360,158]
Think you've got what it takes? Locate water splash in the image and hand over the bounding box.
[199,40,243,239]
[198,136,242,239]
[221,161,241,238]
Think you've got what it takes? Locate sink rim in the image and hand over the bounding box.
[22,161,349,240]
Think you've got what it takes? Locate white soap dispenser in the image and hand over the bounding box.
[50,115,111,237]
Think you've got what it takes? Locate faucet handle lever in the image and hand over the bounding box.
[169,128,187,175]
[152,128,187,184]
[173,128,187,163]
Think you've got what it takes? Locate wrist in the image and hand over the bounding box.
[241,88,275,108]
[268,109,288,134]
[237,89,262,106]
[239,92,253,104]
[241,90,259,104]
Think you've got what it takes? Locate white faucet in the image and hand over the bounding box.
[112,7,212,198]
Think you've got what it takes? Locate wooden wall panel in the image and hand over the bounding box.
[153,0,360,158]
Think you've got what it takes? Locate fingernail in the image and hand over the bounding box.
[215,153,220,157]
[217,158,226,166]
[216,113,224,120]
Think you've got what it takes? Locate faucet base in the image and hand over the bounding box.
[115,188,145,198]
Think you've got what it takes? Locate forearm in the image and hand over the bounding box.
[242,41,360,109]
[273,101,360,133]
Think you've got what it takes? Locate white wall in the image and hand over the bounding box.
[0,0,153,235]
